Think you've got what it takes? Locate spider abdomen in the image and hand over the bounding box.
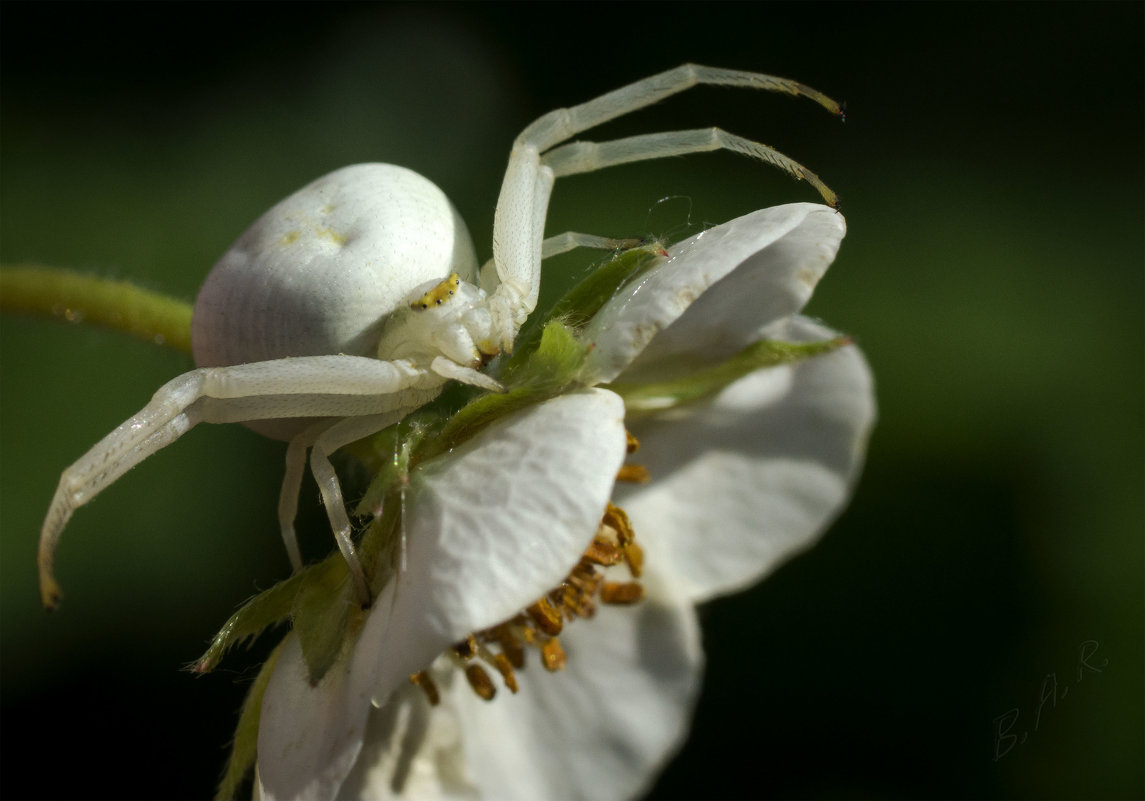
[191,163,478,369]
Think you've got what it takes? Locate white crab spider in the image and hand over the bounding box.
[37,63,842,609]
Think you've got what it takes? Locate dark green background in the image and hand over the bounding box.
[2,3,1141,799]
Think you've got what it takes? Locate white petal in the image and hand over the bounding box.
[583,203,846,383]
[615,317,876,603]
[337,681,479,801]
[258,631,380,801]
[395,388,627,652]
[259,389,628,799]
[346,567,702,800]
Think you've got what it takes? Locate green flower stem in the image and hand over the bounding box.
[0,264,193,354]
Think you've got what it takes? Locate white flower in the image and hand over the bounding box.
[253,203,875,800]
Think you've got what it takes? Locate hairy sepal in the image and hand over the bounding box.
[508,242,666,366]
[610,335,853,416]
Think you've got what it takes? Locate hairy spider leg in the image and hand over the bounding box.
[486,64,841,349]
[541,128,837,207]
[38,355,446,608]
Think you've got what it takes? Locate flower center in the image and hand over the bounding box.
[409,435,649,704]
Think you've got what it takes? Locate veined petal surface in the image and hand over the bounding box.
[614,317,875,602]
[584,203,846,384]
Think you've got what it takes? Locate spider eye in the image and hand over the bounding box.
[412,272,464,311]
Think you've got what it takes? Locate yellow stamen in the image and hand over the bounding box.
[541,638,567,672]
[625,430,641,453]
[527,597,564,636]
[410,671,440,706]
[583,538,622,566]
[616,464,651,483]
[465,664,497,700]
[492,653,519,693]
[491,624,526,669]
[452,634,478,660]
[559,584,597,620]
[603,504,635,544]
[600,581,645,604]
[623,541,644,579]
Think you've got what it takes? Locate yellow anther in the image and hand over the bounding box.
[492,625,526,669]
[560,584,597,620]
[452,634,478,660]
[623,541,644,579]
[583,538,622,566]
[465,664,497,701]
[411,273,462,310]
[541,638,567,672]
[600,581,645,605]
[616,464,651,483]
[567,563,603,594]
[526,597,564,636]
[492,653,519,694]
[603,503,635,544]
[625,430,641,453]
[518,624,539,646]
[410,671,440,706]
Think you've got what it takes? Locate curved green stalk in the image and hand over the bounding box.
[0,264,193,354]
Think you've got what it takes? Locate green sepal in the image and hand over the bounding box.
[352,412,433,519]
[194,548,367,686]
[506,242,665,371]
[291,552,367,685]
[542,242,666,329]
[192,571,305,674]
[358,482,407,599]
[610,335,853,415]
[214,639,285,801]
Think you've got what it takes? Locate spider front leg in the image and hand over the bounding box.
[519,63,842,154]
[541,128,838,207]
[478,231,645,296]
[37,355,446,609]
[484,64,842,350]
[539,232,646,260]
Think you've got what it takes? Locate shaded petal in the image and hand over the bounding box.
[615,317,875,603]
[258,630,379,801]
[259,389,628,799]
[346,566,702,800]
[583,203,846,383]
[395,388,627,653]
[337,682,478,801]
